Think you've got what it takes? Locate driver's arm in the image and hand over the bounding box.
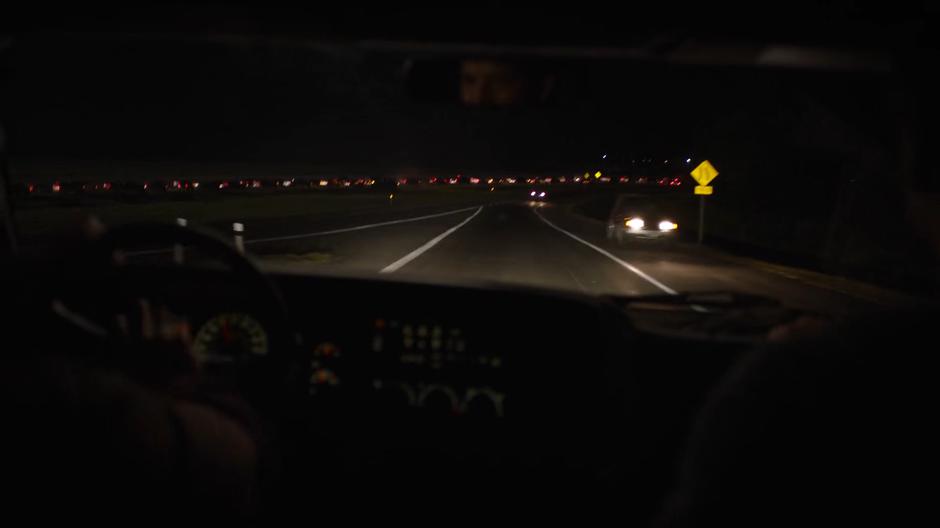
[1,352,259,519]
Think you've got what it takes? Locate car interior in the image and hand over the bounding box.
[4,224,751,520]
[2,5,939,526]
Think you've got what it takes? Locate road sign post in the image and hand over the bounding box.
[698,195,705,244]
[690,161,719,245]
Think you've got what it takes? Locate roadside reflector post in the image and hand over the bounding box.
[233,222,245,254]
[174,217,187,264]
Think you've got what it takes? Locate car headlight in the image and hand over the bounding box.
[658,220,678,231]
[539,191,546,198]
[626,218,645,230]
[530,191,536,197]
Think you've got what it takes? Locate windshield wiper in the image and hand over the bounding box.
[620,291,782,310]
[615,290,811,343]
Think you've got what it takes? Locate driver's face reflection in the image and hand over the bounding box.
[460,60,526,106]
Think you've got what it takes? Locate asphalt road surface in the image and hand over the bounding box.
[204,200,914,317]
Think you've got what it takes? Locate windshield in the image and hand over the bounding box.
[3,10,938,318]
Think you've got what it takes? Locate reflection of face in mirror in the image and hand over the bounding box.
[460,60,526,106]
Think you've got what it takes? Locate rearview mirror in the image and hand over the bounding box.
[407,58,557,106]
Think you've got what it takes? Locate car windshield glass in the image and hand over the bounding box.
[3,9,939,318]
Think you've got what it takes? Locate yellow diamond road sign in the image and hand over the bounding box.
[695,185,713,195]
[690,160,719,186]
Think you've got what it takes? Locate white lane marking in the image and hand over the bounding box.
[533,210,678,295]
[124,206,481,256]
[245,206,480,244]
[380,207,483,274]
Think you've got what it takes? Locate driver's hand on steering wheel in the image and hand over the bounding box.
[4,216,269,516]
[5,311,261,518]
[109,297,261,512]
[114,299,195,388]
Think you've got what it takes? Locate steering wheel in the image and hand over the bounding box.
[96,222,291,317]
[57,222,300,407]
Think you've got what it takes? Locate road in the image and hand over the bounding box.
[213,199,910,317]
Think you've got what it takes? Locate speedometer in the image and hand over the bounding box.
[192,313,269,365]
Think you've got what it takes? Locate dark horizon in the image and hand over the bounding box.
[1,34,894,174]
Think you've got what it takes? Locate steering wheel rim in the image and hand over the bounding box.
[77,222,302,398]
[93,222,292,324]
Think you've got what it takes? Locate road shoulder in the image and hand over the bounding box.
[563,201,927,310]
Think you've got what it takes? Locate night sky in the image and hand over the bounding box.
[0,32,896,178]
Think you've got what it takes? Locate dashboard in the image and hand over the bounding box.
[310,316,506,417]
[271,272,626,421]
[33,262,746,519]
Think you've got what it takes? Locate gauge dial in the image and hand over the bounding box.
[192,313,268,365]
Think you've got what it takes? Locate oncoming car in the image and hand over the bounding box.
[607,199,680,241]
[528,189,547,202]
